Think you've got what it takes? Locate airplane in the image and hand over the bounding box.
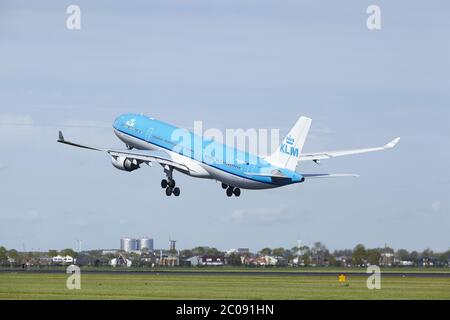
[57,113,400,197]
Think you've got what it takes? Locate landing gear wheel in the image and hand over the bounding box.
[173,187,180,197]
[161,179,168,188]
[168,179,176,188]
[233,188,241,197]
[126,145,133,150]
[226,187,234,197]
[221,183,228,189]
[165,187,173,196]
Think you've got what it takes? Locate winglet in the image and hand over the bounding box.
[58,131,65,142]
[385,137,400,149]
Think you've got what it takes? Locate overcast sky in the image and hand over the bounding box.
[1,0,449,253]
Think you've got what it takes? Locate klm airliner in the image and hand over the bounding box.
[57,114,400,197]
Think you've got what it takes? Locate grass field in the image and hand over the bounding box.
[1,272,450,299]
[2,266,450,273]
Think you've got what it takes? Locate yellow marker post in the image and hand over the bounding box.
[338,273,348,286]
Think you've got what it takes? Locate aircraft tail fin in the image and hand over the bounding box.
[265,116,312,171]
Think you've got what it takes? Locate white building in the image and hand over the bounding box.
[264,256,279,266]
[186,256,201,266]
[110,256,132,267]
[51,255,73,264]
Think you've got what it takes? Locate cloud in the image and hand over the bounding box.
[0,114,33,126]
[59,118,117,146]
[0,210,42,223]
[0,114,114,148]
[0,114,36,145]
[62,119,111,129]
[230,206,298,225]
[431,201,441,212]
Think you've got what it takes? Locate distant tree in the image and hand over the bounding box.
[409,251,419,263]
[272,247,285,257]
[437,253,448,265]
[328,254,338,267]
[87,250,103,259]
[444,249,450,260]
[334,249,353,258]
[0,246,7,262]
[302,253,310,266]
[191,247,208,256]
[259,248,272,256]
[421,248,435,258]
[299,246,311,256]
[227,253,242,266]
[352,244,367,266]
[7,249,19,258]
[396,249,410,261]
[311,242,329,266]
[180,249,193,258]
[104,253,115,260]
[128,252,140,264]
[7,249,20,265]
[367,248,381,265]
[205,248,221,256]
[48,250,58,257]
[60,249,76,257]
[284,249,294,261]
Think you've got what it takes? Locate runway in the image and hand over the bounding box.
[2,269,450,278]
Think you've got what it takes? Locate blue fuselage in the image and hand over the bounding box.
[113,113,304,189]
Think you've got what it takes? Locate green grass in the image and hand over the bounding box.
[2,266,450,273]
[1,273,450,300]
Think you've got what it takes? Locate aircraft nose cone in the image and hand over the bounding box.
[113,114,131,129]
[113,116,122,129]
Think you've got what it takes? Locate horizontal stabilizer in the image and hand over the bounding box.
[245,169,287,178]
[245,170,293,183]
[302,173,360,179]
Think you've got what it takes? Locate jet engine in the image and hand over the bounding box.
[111,156,140,172]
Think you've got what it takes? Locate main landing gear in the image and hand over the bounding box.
[161,178,180,197]
[161,167,180,197]
[221,183,241,197]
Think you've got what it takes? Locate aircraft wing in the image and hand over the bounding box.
[298,137,400,163]
[108,150,189,171]
[57,131,189,171]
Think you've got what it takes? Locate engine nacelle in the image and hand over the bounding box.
[111,156,140,172]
